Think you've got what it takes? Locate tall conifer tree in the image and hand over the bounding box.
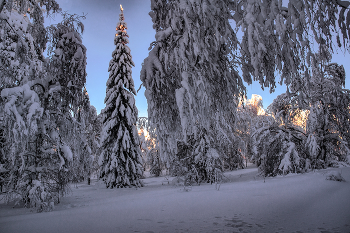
[99,5,143,188]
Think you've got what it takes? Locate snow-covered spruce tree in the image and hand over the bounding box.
[146,141,162,177]
[99,5,143,188]
[141,0,245,177]
[253,83,316,176]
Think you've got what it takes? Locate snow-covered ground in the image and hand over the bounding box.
[1,166,350,233]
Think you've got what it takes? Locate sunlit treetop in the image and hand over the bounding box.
[116,4,127,37]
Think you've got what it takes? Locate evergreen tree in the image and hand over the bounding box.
[99,5,143,188]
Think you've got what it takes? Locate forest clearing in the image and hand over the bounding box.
[1,166,349,233]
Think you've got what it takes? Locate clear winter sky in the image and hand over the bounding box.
[48,0,350,117]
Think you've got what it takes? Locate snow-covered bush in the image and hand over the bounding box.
[171,130,223,184]
[28,180,55,212]
[147,147,163,177]
[252,122,307,176]
[325,170,346,182]
[222,143,245,171]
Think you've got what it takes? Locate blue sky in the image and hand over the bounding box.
[49,0,350,117]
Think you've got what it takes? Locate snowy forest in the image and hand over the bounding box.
[1,0,350,223]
